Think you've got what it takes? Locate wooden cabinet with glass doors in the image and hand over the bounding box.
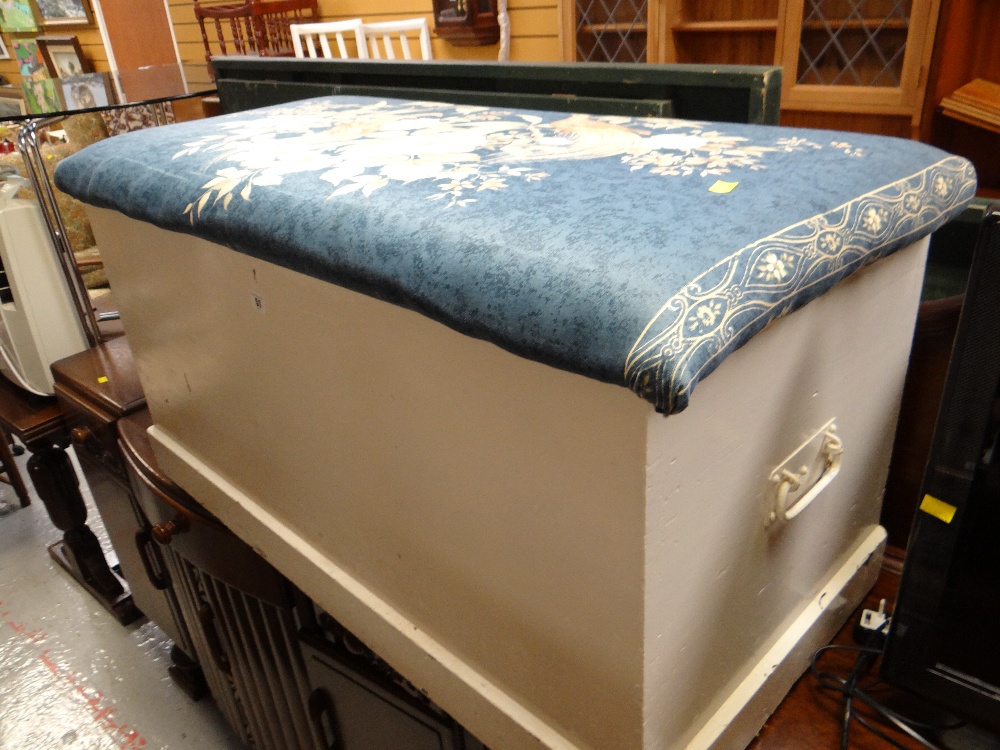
[562,0,942,136]
[561,0,660,62]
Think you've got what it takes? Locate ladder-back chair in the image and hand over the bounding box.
[361,18,433,60]
[290,19,366,59]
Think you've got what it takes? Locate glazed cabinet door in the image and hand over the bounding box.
[561,0,661,62]
[778,0,942,120]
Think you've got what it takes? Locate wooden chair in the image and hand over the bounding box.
[252,0,319,57]
[0,427,29,508]
[361,18,433,60]
[289,19,366,59]
[194,0,319,68]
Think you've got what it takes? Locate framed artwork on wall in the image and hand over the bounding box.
[0,0,39,33]
[0,91,27,117]
[12,37,45,78]
[36,34,90,77]
[34,0,92,28]
[21,75,60,113]
[61,71,112,109]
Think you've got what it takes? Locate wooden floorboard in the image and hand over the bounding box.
[748,562,1000,750]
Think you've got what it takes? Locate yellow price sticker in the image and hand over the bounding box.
[97,376,109,384]
[919,494,957,524]
[709,180,739,194]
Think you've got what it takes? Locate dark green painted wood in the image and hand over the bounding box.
[212,58,781,125]
[221,81,673,117]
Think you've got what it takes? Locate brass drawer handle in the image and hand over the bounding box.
[151,514,189,545]
[70,426,100,453]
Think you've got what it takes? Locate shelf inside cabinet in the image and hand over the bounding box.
[671,29,776,66]
[673,19,778,32]
[800,18,908,31]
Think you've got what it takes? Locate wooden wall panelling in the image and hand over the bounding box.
[324,0,561,62]
[170,0,560,69]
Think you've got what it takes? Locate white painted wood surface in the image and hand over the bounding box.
[88,205,928,749]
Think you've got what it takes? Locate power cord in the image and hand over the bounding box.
[810,601,963,750]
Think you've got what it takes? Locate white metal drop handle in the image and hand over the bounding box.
[771,427,843,523]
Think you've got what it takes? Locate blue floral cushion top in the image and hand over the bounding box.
[54,96,976,413]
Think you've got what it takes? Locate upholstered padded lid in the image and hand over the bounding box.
[55,96,976,413]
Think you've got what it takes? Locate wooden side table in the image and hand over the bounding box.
[0,372,140,624]
[51,335,207,698]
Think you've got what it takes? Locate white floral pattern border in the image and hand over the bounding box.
[624,156,977,413]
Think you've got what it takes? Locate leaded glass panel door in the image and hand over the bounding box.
[779,0,941,116]
[563,0,661,63]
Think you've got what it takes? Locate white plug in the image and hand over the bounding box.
[860,598,890,633]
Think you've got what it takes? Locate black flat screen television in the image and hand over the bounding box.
[881,202,1000,733]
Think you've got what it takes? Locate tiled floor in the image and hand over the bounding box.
[0,447,242,750]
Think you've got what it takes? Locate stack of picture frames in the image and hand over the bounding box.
[0,0,114,115]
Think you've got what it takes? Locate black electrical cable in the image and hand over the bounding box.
[810,641,957,750]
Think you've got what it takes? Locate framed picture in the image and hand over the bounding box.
[36,34,91,78]
[0,35,9,60]
[0,0,39,33]
[34,0,92,28]
[0,90,26,117]
[21,75,60,113]
[60,71,112,110]
[12,37,45,79]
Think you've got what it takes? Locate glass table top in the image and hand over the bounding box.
[0,63,216,122]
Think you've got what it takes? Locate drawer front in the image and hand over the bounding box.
[55,384,126,479]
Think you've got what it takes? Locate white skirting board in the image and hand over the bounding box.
[88,206,928,750]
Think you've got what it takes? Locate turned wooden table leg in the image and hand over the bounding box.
[26,438,141,625]
[0,427,30,507]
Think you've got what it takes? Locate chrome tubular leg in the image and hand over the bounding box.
[16,118,102,347]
